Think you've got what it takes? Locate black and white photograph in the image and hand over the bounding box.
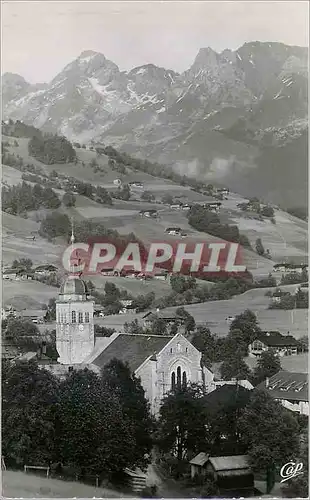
[1,1,309,498]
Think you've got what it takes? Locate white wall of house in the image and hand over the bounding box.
[277,399,309,416]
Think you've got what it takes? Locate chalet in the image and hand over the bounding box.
[203,201,222,213]
[142,310,185,329]
[170,203,183,210]
[248,331,299,357]
[271,289,291,303]
[113,178,122,186]
[19,309,46,324]
[129,181,144,188]
[257,371,308,416]
[3,269,18,280]
[182,203,192,210]
[216,187,229,196]
[119,299,136,314]
[34,264,58,276]
[204,455,254,496]
[273,263,308,274]
[165,227,181,235]
[139,209,158,218]
[101,267,118,276]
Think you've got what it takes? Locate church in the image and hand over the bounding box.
[52,264,214,415]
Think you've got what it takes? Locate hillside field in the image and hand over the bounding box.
[2,470,129,498]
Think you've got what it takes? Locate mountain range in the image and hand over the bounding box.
[2,42,308,207]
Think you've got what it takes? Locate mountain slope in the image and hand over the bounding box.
[2,42,308,207]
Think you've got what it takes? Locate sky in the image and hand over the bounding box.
[1,1,309,83]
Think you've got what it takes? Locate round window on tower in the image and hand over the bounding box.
[79,324,84,331]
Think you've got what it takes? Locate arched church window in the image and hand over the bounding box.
[177,366,181,388]
[182,371,187,387]
[85,312,90,323]
[72,311,76,323]
[171,372,176,390]
[78,312,83,323]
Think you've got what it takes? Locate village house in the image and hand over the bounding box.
[273,262,308,274]
[170,202,183,210]
[257,371,308,416]
[190,455,254,497]
[270,289,291,304]
[3,269,18,280]
[165,227,182,235]
[142,310,185,329]
[248,331,299,357]
[113,178,122,186]
[100,267,117,276]
[129,181,144,188]
[34,264,58,277]
[2,268,33,281]
[119,299,136,314]
[203,201,222,213]
[139,209,158,218]
[19,309,46,324]
[153,269,169,281]
[216,187,229,196]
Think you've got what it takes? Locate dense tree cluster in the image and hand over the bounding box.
[28,134,76,165]
[187,204,252,249]
[2,120,42,139]
[102,145,207,191]
[2,182,61,215]
[2,359,153,478]
[156,383,300,494]
[269,288,308,310]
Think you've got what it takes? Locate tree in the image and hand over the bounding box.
[141,191,155,202]
[161,193,173,205]
[39,212,71,240]
[124,319,144,335]
[261,205,275,218]
[156,384,208,468]
[28,134,76,164]
[45,298,56,322]
[252,350,281,385]
[57,368,135,476]
[237,390,300,493]
[220,355,252,381]
[12,258,33,270]
[62,192,76,207]
[101,359,153,471]
[184,315,196,334]
[255,238,265,256]
[295,288,309,309]
[95,186,113,205]
[151,317,168,335]
[230,309,262,346]
[2,360,59,467]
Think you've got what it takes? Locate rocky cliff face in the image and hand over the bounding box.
[2,42,308,206]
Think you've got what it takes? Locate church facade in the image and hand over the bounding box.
[55,274,214,414]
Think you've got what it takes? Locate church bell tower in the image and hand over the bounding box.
[56,223,95,364]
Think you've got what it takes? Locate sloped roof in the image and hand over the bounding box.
[257,370,308,402]
[92,334,173,372]
[20,309,46,318]
[256,332,299,347]
[204,384,251,412]
[209,455,250,472]
[189,452,209,466]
